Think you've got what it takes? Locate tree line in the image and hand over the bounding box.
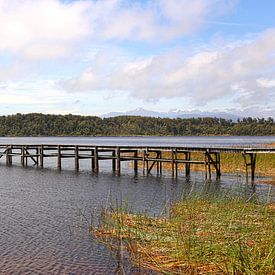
[0,113,273,136]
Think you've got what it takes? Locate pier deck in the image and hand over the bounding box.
[0,144,274,181]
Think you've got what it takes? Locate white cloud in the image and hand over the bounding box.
[63,28,275,109]
[0,79,69,105]
[0,0,237,60]
[0,0,91,59]
[257,78,275,88]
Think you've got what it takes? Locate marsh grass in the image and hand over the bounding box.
[91,195,275,274]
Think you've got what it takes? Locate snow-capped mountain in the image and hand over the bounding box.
[101,108,241,120]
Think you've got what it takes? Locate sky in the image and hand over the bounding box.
[0,0,274,117]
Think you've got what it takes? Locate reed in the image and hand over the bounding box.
[91,194,275,274]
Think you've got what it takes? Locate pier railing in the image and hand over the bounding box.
[0,144,274,181]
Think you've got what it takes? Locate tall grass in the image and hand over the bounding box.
[91,194,275,274]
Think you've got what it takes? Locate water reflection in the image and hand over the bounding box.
[0,163,273,274]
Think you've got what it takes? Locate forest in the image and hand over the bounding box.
[0,113,273,136]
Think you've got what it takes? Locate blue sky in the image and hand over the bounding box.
[0,0,274,117]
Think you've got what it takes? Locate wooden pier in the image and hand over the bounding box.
[0,144,274,181]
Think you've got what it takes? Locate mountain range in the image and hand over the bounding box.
[101,108,241,120]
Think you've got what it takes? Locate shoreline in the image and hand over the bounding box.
[92,196,274,274]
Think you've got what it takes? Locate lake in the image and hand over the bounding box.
[0,135,274,147]
[0,136,274,274]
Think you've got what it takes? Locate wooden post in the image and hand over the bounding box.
[10,145,13,165]
[145,148,149,175]
[216,152,221,179]
[25,146,28,167]
[6,146,11,166]
[6,146,10,166]
[112,150,116,172]
[116,147,121,175]
[93,146,99,173]
[206,150,212,180]
[91,149,95,171]
[21,146,25,166]
[171,149,175,177]
[35,147,39,166]
[40,145,44,168]
[174,149,178,178]
[156,151,160,175]
[250,153,256,182]
[142,150,146,176]
[204,151,208,180]
[134,150,138,174]
[75,145,79,171]
[159,151,162,175]
[57,145,61,170]
[243,152,249,180]
[185,152,191,177]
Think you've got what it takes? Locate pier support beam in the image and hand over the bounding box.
[40,145,44,168]
[116,147,121,175]
[21,146,25,166]
[159,151,162,175]
[57,145,61,170]
[92,146,99,173]
[185,152,191,177]
[134,150,138,174]
[250,153,256,182]
[6,146,12,166]
[204,150,222,180]
[243,152,257,182]
[112,150,116,172]
[75,145,79,171]
[215,153,221,179]
[171,150,175,177]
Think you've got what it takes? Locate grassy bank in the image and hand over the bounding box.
[91,196,275,274]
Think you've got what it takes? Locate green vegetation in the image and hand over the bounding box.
[92,196,275,274]
[0,113,274,136]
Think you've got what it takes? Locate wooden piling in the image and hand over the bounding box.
[250,153,257,181]
[112,150,116,172]
[159,151,162,174]
[216,153,221,179]
[185,152,191,177]
[116,147,121,175]
[156,151,160,174]
[171,149,175,177]
[40,145,44,168]
[174,149,178,178]
[134,150,138,174]
[93,146,99,173]
[57,145,61,170]
[205,150,212,180]
[75,145,79,171]
[142,150,146,176]
[21,146,25,166]
[6,146,11,166]
[35,147,39,166]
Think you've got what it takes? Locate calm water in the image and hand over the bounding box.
[0,135,274,147]
[0,137,274,274]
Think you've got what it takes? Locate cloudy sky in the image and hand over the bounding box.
[0,0,274,117]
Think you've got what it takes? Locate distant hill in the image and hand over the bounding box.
[101,108,241,121]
